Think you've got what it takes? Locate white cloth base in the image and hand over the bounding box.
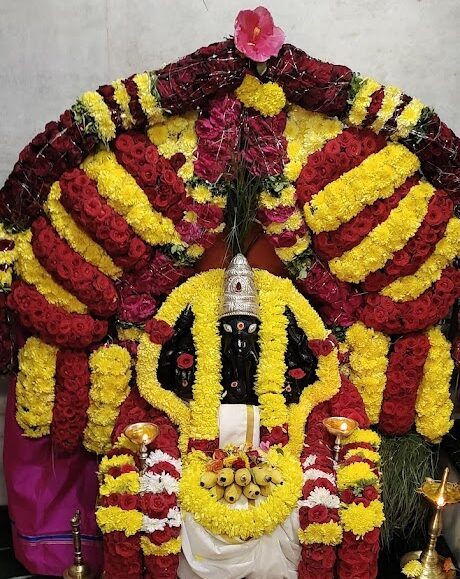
[218,404,260,448]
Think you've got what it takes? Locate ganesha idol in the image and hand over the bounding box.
[94,253,375,579]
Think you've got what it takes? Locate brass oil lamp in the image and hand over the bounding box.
[322,416,358,469]
[124,421,159,473]
[63,510,95,579]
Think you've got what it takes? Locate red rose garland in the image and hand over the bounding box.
[51,349,91,453]
[379,333,431,435]
[7,281,108,349]
[242,111,288,177]
[362,88,385,128]
[359,267,460,334]
[31,217,118,318]
[295,128,386,207]
[329,375,370,429]
[362,189,453,291]
[314,175,419,261]
[59,169,151,271]
[113,132,187,224]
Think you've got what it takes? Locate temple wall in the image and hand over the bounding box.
[0,0,459,506]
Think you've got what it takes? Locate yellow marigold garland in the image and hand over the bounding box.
[345,448,380,464]
[345,428,381,449]
[298,522,343,546]
[393,98,425,140]
[45,182,121,279]
[14,230,88,314]
[283,106,343,182]
[83,344,132,454]
[346,322,390,424]
[275,237,310,263]
[371,85,402,133]
[186,183,226,208]
[96,506,143,537]
[78,91,116,143]
[0,224,15,288]
[141,536,182,556]
[304,143,420,233]
[112,79,135,130]
[99,454,135,474]
[99,472,140,496]
[265,210,303,235]
[133,72,164,126]
[380,217,460,301]
[15,337,57,438]
[415,326,454,442]
[337,462,379,491]
[348,78,381,127]
[329,181,436,283]
[235,75,286,117]
[259,186,296,210]
[179,449,302,540]
[148,112,198,182]
[82,151,183,247]
[340,500,385,537]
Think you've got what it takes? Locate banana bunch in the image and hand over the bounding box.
[200,463,284,504]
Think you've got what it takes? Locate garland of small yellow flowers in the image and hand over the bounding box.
[380,217,460,301]
[345,322,390,424]
[112,79,135,130]
[133,72,164,126]
[304,143,420,233]
[141,536,182,557]
[14,230,88,314]
[82,151,183,248]
[179,446,302,540]
[415,326,454,443]
[83,344,132,454]
[347,78,381,127]
[45,182,122,279]
[15,337,57,438]
[283,106,343,182]
[370,86,402,134]
[328,181,436,283]
[393,98,426,140]
[235,75,287,117]
[298,522,343,546]
[76,92,117,143]
[0,224,16,288]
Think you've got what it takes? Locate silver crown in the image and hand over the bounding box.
[220,254,260,320]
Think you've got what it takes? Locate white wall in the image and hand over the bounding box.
[0,0,459,504]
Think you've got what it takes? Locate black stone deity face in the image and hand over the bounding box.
[220,314,260,405]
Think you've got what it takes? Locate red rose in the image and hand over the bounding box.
[146,319,175,345]
[147,524,180,545]
[341,489,355,503]
[302,544,336,569]
[307,504,330,524]
[149,461,180,479]
[155,423,179,450]
[302,480,317,499]
[177,352,194,369]
[144,553,179,578]
[288,367,306,380]
[139,492,176,518]
[119,494,138,510]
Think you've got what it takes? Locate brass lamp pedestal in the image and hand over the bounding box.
[401,468,460,579]
[323,416,358,469]
[124,421,159,473]
[63,510,95,579]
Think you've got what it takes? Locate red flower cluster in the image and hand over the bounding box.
[404,113,460,201]
[31,217,118,318]
[144,553,180,579]
[266,44,353,117]
[156,39,245,114]
[104,531,142,579]
[379,334,430,435]
[187,438,219,455]
[363,189,453,292]
[117,288,157,325]
[51,350,90,453]
[114,132,187,223]
[0,110,97,230]
[194,94,242,183]
[101,491,138,511]
[139,491,177,519]
[314,175,419,261]
[330,375,370,429]
[260,424,289,447]
[175,196,224,248]
[337,529,380,579]
[146,319,174,345]
[7,281,108,349]
[242,112,288,177]
[308,336,337,358]
[295,128,386,207]
[359,267,460,333]
[362,88,385,128]
[59,169,150,271]
[298,544,337,579]
[297,260,362,327]
[0,294,13,373]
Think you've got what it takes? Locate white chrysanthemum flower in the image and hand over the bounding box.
[302,468,335,486]
[140,472,179,495]
[302,454,317,469]
[301,486,340,509]
[167,506,182,527]
[141,514,167,533]
[146,449,182,473]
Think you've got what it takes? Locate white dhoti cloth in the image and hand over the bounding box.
[178,405,301,579]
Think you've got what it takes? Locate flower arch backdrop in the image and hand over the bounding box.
[0,6,459,579]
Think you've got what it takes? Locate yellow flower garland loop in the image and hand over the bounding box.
[179,449,302,541]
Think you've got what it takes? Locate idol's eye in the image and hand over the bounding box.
[248,323,257,333]
[223,323,232,333]
[236,321,245,331]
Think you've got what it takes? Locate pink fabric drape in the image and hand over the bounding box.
[3,378,103,576]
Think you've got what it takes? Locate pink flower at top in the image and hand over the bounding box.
[234,6,285,62]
